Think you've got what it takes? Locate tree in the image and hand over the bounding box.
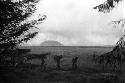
[0,0,46,64]
[0,0,46,50]
[93,0,125,72]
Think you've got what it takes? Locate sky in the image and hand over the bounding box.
[26,0,125,46]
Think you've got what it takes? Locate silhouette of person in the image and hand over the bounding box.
[72,56,78,70]
[54,55,63,70]
[40,54,47,71]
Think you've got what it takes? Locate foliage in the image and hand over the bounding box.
[93,0,125,72]
[93,0,123,13]
[0,0,46,53]
[0,0,46,68]
[93,0,125,35]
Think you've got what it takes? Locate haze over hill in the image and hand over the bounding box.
[40,40,63,46]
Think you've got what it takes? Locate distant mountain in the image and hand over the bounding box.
[40,40,63,46]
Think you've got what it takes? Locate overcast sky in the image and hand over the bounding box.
[26,0,125,46]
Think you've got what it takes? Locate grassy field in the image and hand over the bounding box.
[2,46,125,83]
[19,46,113,70]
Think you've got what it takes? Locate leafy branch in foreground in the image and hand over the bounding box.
[93,0,122,13]
[0,0,46,51]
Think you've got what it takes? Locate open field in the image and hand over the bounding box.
[19,46,113,70]
[1,46,125,83]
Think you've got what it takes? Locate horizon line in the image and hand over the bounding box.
[19,45,114,47]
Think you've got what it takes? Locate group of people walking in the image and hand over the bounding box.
[41,54,79,71]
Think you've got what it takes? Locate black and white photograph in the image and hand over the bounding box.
[0,0,125,83]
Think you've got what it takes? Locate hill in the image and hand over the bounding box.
[40,40,63,46]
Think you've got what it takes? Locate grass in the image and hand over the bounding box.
[2,69,123,83]
[1,46,125,83]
